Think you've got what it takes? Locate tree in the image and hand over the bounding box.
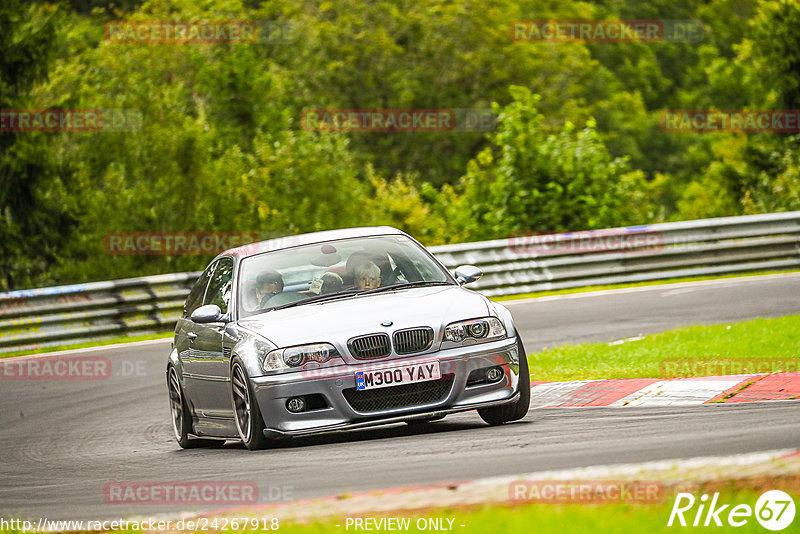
[0,0,67,291]
[432,86,654,243]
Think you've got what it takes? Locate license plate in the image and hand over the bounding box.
[355,361,441,391]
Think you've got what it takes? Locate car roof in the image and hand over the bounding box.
[218,226,408,260]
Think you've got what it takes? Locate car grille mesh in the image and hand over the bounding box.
[343,375,454,413]
[348,333,391,359]
[393,327,434,355]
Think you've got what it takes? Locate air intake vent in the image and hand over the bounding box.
[393,327,434,355]
[343,375,455,413]
[223,347,232,358]
[348,333,391,359]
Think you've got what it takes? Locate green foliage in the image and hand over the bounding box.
[673,0,800,220]
[361,166,449,245]
[0,0,67,291]
[747,0,800,109]
[432,87,654,242]
[2,0,800,288]
[742,137,800,213]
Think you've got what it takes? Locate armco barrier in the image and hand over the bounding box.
[431,211,800,296]
[1,212,799,353]
[0,273,200,354]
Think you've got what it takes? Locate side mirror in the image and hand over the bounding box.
[454,265,483,286]
[191,304,224,324]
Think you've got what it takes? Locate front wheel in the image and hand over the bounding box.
[478,334,530,425]
[231,358,269,450]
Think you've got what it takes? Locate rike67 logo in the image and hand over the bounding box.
[668,490,796,531]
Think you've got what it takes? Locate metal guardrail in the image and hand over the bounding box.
[430,211,800,296]
[0,273,200,354]
[1,212,799,354]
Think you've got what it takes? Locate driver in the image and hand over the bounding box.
[255,270,284,308]
[354,262,381,291]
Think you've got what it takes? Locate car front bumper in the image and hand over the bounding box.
[250,336,521,437]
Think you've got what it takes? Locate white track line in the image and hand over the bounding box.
[612,379,745,407]
[502,272,800,304]
[2,337,171,361]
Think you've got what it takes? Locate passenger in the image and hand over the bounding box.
[255,270,284,308]
[345,251,394,286]
[354,261,381,291]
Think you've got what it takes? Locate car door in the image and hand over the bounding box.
[189,257,235,419]
[175,263,214,409]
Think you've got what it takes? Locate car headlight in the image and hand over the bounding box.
[444,317,506,343]
[262,343,341,373]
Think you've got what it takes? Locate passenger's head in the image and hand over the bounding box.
[256,270,284,301]
[354,261,381,290]
[320,272,343,294]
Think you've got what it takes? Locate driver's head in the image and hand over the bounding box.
[354,262,381,290]
[256,270,284,301]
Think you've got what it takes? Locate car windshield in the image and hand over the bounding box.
[238,235,452,317]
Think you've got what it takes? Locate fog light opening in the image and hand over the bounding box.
[286,397,306,413]
[486,367,503,383]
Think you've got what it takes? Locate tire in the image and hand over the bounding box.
[167,365,223,448]
[478,333,530,425]
[231,357,269,450]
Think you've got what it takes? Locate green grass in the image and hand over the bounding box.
[492,269,800,301]
[0,332,172,359]
[527,314,800,381]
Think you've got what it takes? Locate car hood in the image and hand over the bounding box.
[237,285,490,349]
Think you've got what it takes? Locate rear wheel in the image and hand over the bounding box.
[478,334,530,425]
[231,358,269,450]
[167,366,223,448]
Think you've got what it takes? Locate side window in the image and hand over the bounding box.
[184,263,214,316]
[204,257,234,315]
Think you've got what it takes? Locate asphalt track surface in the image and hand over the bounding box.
[1,274,799,520]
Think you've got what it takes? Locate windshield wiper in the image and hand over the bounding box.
[270,291,358,311]
[358,280,452,296]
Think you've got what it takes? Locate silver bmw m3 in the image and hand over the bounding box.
[166,227,530,450]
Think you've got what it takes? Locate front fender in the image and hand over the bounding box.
[167,347,180,373]
[230,331,277,379]
[166,347,186,392]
